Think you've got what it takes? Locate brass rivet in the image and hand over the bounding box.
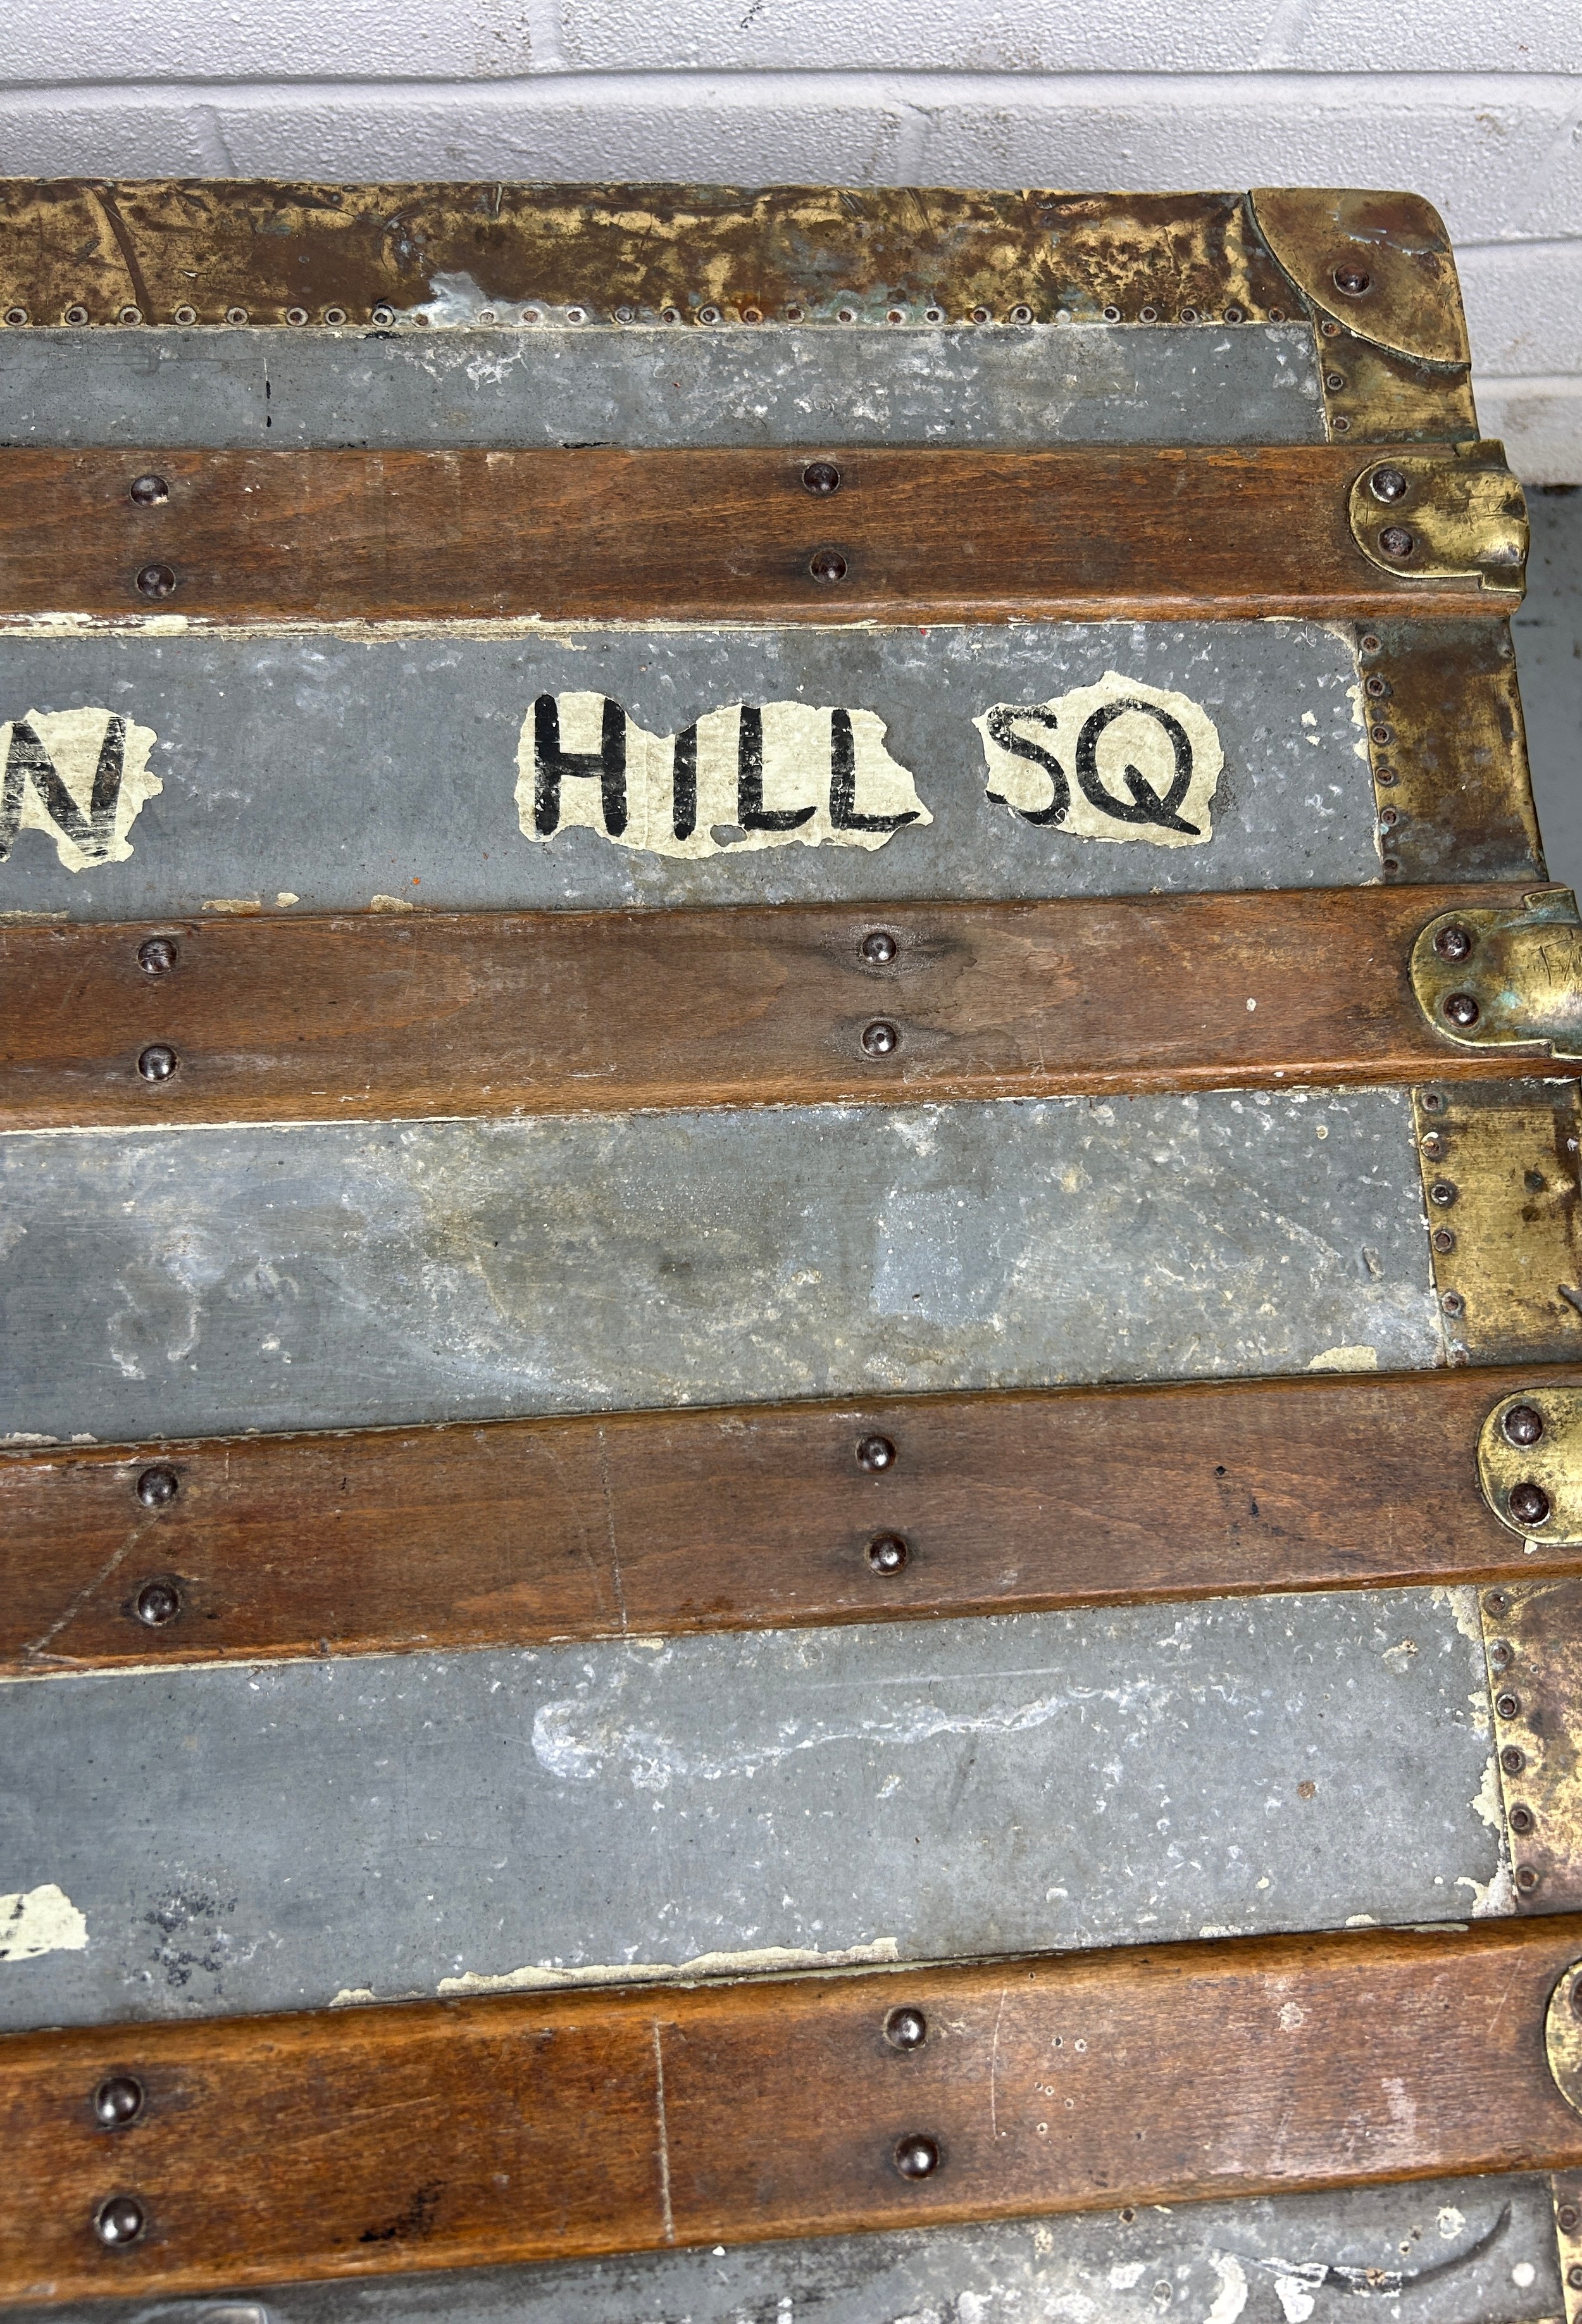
[285,306,308,327]
[868,1533,908,1574]
[135,1578,182,1628]
[138,1044,178,1082]
[1333,263,1373,297]
[1378,525,1414,559]
[94,2075,145,2128]
[1371,467,1409,504]
[1138,304,1157,323]
[802,461,842,496]
[861,1020,899,1058]
[885,2007,928,2050]
[1510,1802,1536,1834]
[118,305,143,327]
[226,304,249,325]
[1505,1404,1545,1447]
[1433,925,1473,962]
[324,306,348,326]
[1569,2261,1582,2289]
[128,474,168,506]
[857,1435,896,1472]
[1364,673,1388,698]
[1223,304,1245,323]
[861,930,898,964]
[1497,1689,1523,1718]
[136,1466,178,1508]
[1332,416,1351,432]
[1431,1227,1455,1253]
[135,563,177,600]
[1501,1745,1525,1773]
[894,2133,940,2179]
[1509,1484,1552,1528]
[1420,1132,1447,1159]
[1325,370,1347,391]
[1559,2202,1579,2233]
[1102,305,1120,323]
[1428,1181,1458,1208]
[94,2195,145,2247]
[1489,1639,1514,1671]
[809,547,849,582]
[1516,1865,1541,1894]
[1370,724,1392,745]
[1011,303,1034,323]
[1442,992,1479,1028]
[1421,1090,1445,1112]
[1441,1290,1464,1318]
[138,936,177,975]
[1485,1589,1510,1615]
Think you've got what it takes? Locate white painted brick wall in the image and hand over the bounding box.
[4,0,1579,475]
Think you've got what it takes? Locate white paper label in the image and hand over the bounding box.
[976,672,1223,848]
[515,693,931,858]
[0,706,161,872]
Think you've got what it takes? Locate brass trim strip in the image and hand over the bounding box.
[1552,2171,1582,2324]
[1413,1081,1582,1366]
[1480,1579,1582,1913]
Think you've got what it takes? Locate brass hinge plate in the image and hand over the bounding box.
[1479,1387,1582,1546]
[1415,1082,1582,1365]
[1481,1578,1582,1912]
[1250,187,1471,367]
[1413,889,1582,1059]
[1349,444,1528,595]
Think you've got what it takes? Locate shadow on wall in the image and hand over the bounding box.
[1516,486,1582,895]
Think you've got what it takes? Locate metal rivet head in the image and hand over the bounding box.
[1526,1170,1547,1194]
[1488,1639,1514,1672]
[1333,263,1372,296]
[174,305,197,325]
[94,2075,145,2128]
[809,547,849,583]
[1570,2261,1582,2289]
[1378,808,1398,832]
[128,474,168,506]
[1485,1589,1510,1615]
[1509,1802,1536,1834]
[370,304,394,326]
[1431,1227,1455,1254]
[135,1578,182,1628]
[324,306,348,326]
[1441,1290,1464,1318]
[1420,1132,1447,1159]
[1324,370,1347,392]
[138,1044,178,1082]
[1011,303,1035,324]
[1559,2202,1579,2233]
[1516,1865,1542,1895]
[1434,925,1473,963]
[135,563,177,601]
[868,1533,908,1575]
[1370,467,1409,504]
[1501,1744,1525,1774]
[65,303,90,325]
[1442,992,1479,1028]
[1428,1181,1457,1208]
[1370,724,1392,746]
[136,1465,178,1509]
[894,2134,940,2180]
[885,2007,928,2051]
[1101,305,1121,323]
[802,461,842,496]
[1378,525,1415,559]
[225,304,250,325]
[861,1020,899,1058]
[1497,1690,1523,1720]
[861,930,897,965]
[118,306,143,327]
[1505,1404,1545,1448]
[94,2194,145,2247]
[137,936,177,976]
[1364,673,1388,699]
[857,1435,896,1473]
[1223,304,1245,323]
[285,306,308,326]
[1420,1090,1444,1112]
[1509,1484,1552,1528]
[614,305,635,323]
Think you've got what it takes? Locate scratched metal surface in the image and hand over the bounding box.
[0,323,1325,452]
[0,1585,1502,2031]
[0,619,1382,921]
[6,2173,1559,2324]
[0,1087,1438,1444]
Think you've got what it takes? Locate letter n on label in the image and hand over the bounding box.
[0,716,128,864]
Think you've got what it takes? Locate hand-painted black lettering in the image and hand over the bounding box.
[671,721,699,842]
[737,705,814,831]
[532,694,628,838]
[828,707,919,832]
[1074,699,1199,835]
[0,715,127,863]
[985,706,1069,826]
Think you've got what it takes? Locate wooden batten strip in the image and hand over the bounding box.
[0,884,1558,1134]
[0,444,1517,625]
[7,1364,1582,1676]
[7,1916,1582,2301]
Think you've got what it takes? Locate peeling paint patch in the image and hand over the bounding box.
[201,896,263,915]
[976,673,1223,847]
[516,692,931,859]
[438,1936,900,1997]
[330,1985,377,2008]
[369,892,416,911]
[1305,1343,1378,1371]
[1205,2252,1249,2323]
[0,1881,87,1960]
[0,707,159,872]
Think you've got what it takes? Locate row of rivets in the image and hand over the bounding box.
[4,302,1279,330]
[1483,1597,1543,1895]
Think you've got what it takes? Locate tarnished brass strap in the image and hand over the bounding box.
[1412,888,1582,1058]
[1349,444,1528,594]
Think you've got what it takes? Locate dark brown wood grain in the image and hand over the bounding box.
[7,1916,1582,2301]
[0,884,1551,1132]
[7,1364,1579,1677]
[0,444,1512,623]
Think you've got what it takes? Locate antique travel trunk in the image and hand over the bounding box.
[4,178,1582,2324]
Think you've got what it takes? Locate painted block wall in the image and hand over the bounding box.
[3,0,1581,478]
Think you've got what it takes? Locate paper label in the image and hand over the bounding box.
[0,706,161,872]
[976,673,1223,848]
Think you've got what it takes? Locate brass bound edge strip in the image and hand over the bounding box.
[1414,1080,1582,1366]
[1481,1578,1582,1914]
[1552,2170,1582,2324]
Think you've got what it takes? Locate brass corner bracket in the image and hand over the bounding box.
[1249,187,1470,367]
[1479,1389,1582,1544]
[1412,888,1582,1058]
[1350,444,1527,594]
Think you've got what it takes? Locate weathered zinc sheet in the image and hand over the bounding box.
[0,323,1325,453]
[0,621,1375,920]
[7,2172,1559,2324]
[0,1087,1438,1444]
[0,1587,1503,2032]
